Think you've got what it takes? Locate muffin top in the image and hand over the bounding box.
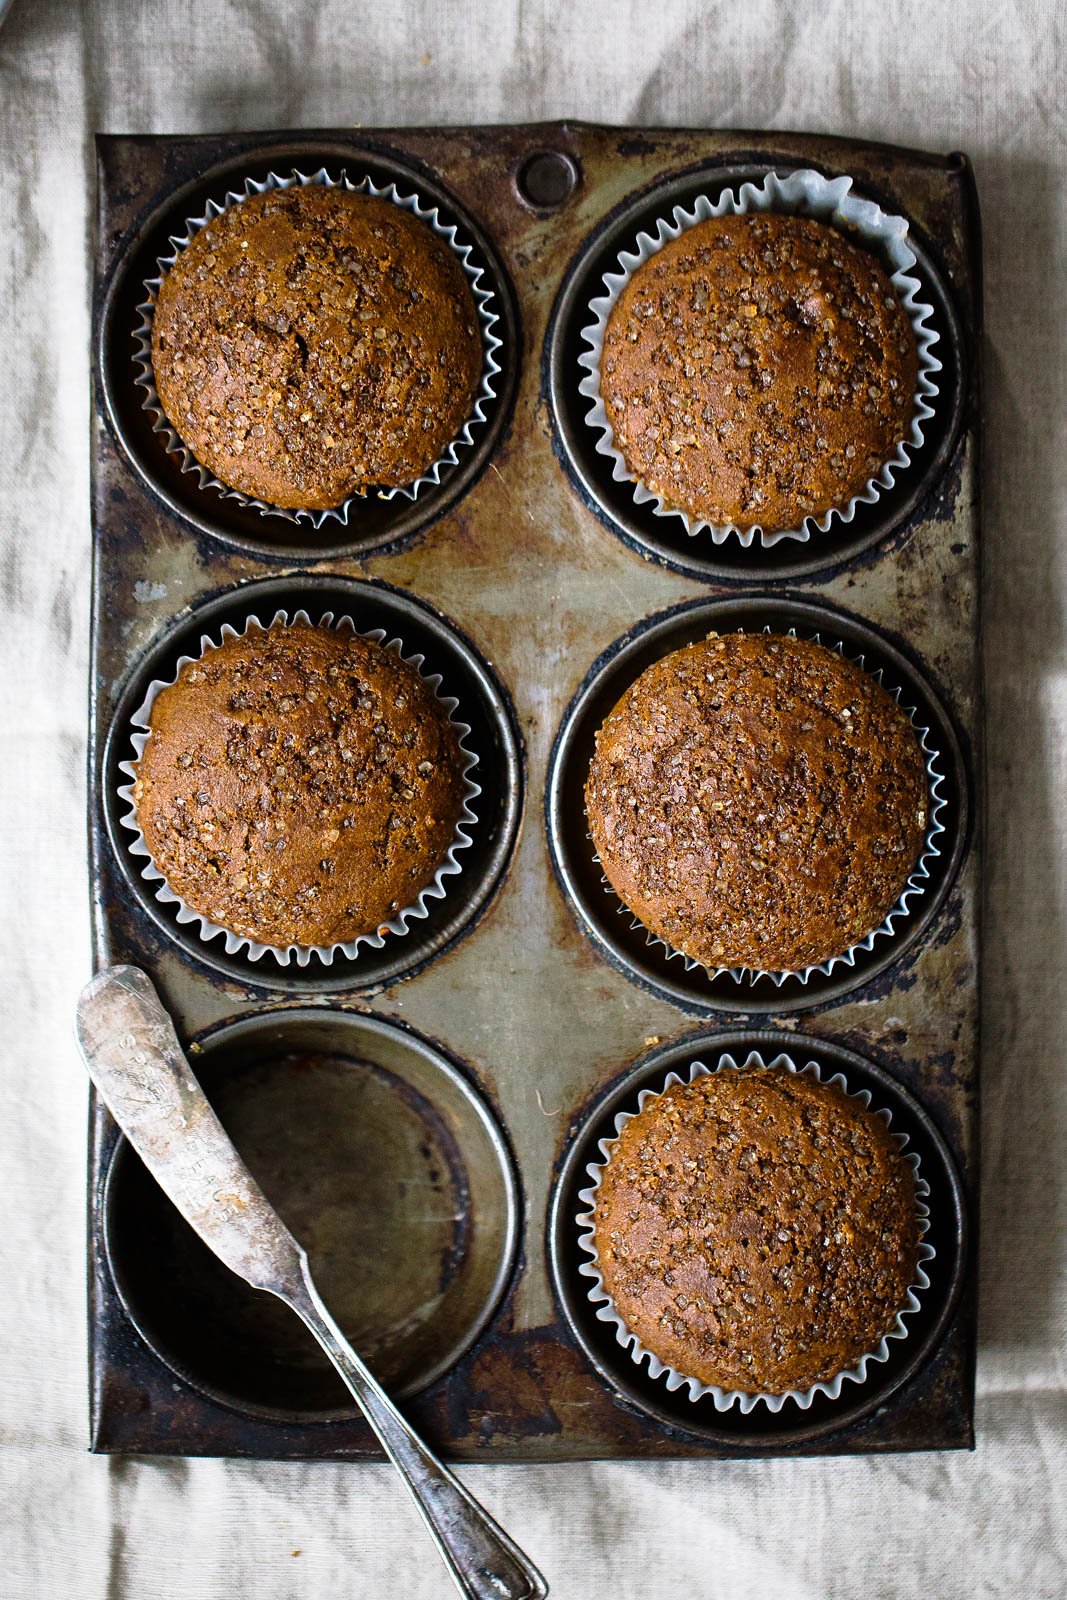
[592,1066,923,1394]
[599,212,919,532]
[132,622,467,948]
[585,632,928,971]
[151,186,483,510]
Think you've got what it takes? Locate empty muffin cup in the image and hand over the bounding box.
[104,1007,519,1414]
[577,1048,934,1414]
[132,167,503,526]
[578,167,941,549]
[117,607,480,967]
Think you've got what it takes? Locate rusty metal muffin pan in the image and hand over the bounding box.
[89,125,981,1461]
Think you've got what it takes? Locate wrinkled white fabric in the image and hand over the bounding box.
[1,1,1065,1595]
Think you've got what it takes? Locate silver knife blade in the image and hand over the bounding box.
[76,964,306,1298]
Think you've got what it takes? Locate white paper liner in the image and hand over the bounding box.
[117,608,480,967]
[578,167,942,549]
[590,624,946,988]
[133,167,503,527]
[577,1049,934,1413]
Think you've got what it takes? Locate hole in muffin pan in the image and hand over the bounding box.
[102,575,524,994]
[544,163,968,583]
[104,1008,519,1420]
[95,141,520,561]
[513,150,581,212]
[545,593,970,1016]
[548,1028,967,1448]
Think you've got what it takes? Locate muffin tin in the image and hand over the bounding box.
[89,125,981,1460]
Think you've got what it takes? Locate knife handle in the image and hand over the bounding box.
[285,1262,548,1600]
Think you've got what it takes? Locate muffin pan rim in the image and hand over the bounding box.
[100,573,526,995]
[95,137,522,562]
[545,591,971,1015]
[547,1027,968,1449]
[544,158,969,583]
[101,1004,524,1423]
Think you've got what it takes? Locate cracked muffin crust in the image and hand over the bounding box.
[591,1066,923,1394]
[585,631,929,972]
[599,212,918,532]
[151,185,483,509]
[131,621,467,948]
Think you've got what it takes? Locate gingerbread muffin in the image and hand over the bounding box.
[150,185,483,510]
[599,213,918,532]
[591,1066,923,1394]
[131,622,468,949]
[585,632,929,971]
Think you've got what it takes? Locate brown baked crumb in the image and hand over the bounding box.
[585,632,928,971]
[600,213,918,532]
[593,1066,922,1393]
[132,622,467,947]
[151,186,483,509]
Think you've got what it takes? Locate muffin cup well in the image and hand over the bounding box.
[577,167,942,550]
[590,624,947,990]
[116,608,481,968]
[132,167,503,528]
[577,1048,935,1415]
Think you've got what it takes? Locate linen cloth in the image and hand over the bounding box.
[1,1,1064,1595]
